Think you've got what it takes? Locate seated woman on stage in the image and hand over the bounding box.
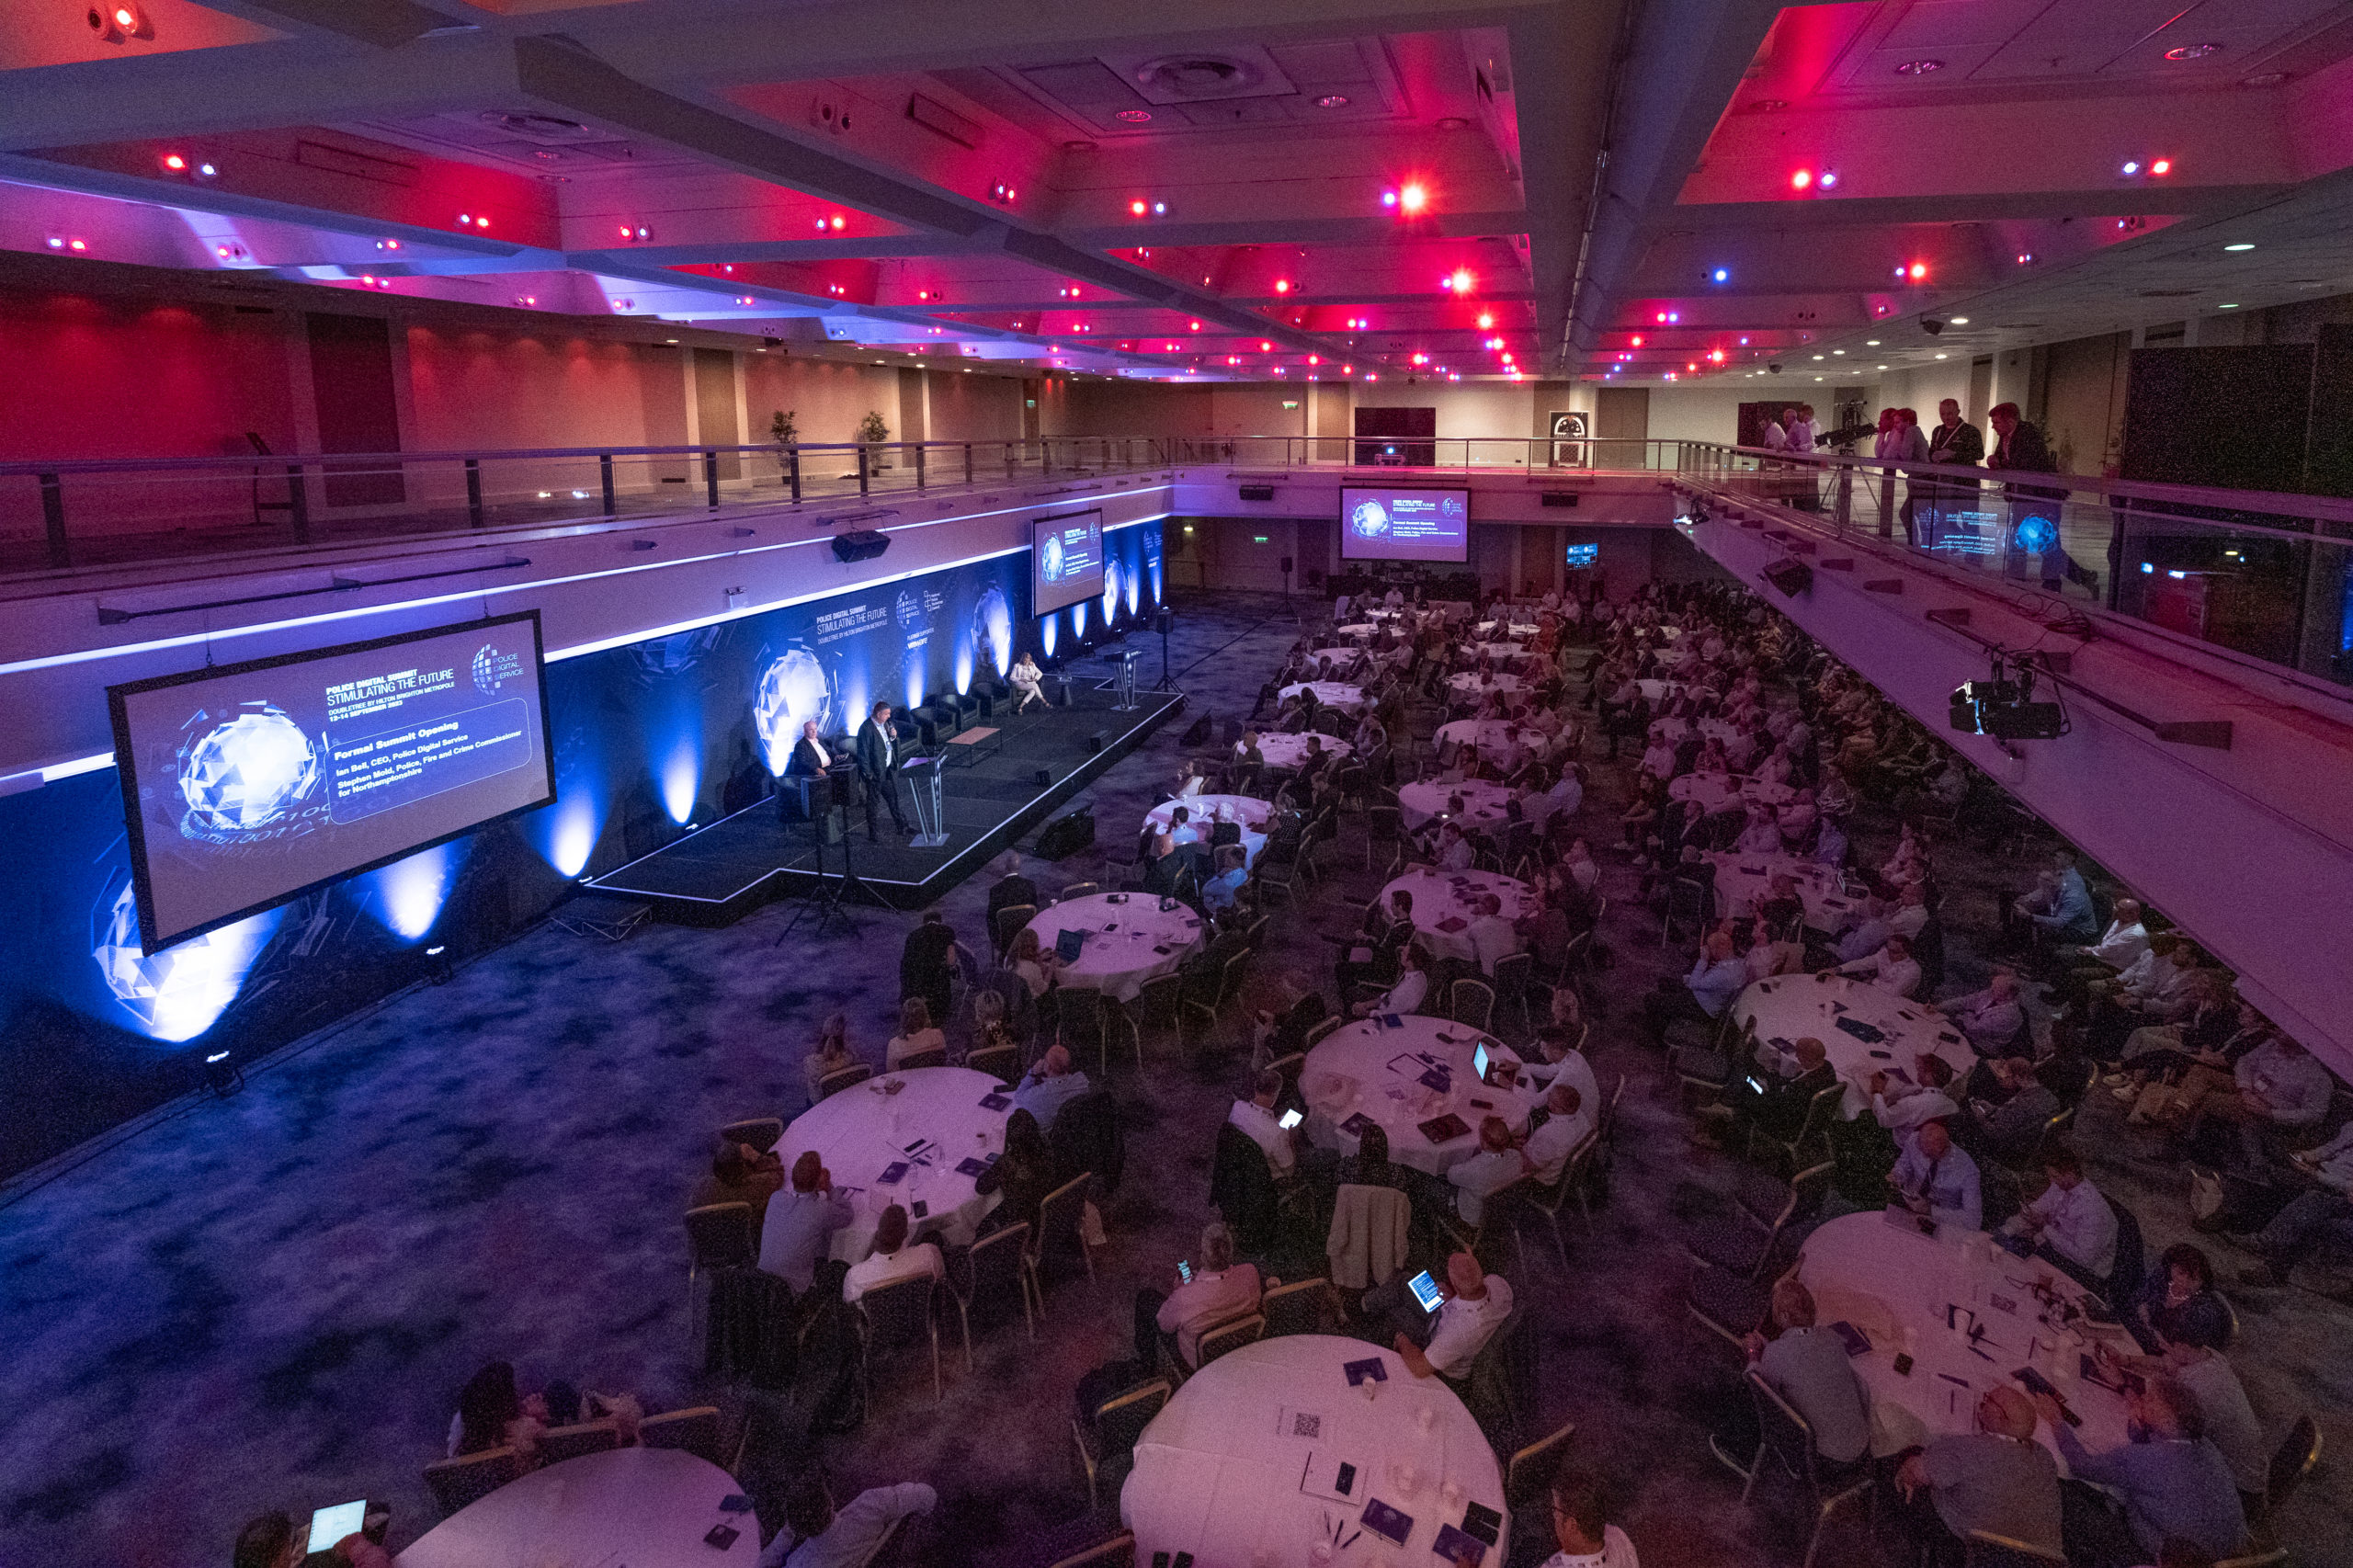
[1009,651,1047,713]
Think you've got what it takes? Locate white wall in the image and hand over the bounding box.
[1643,385,1753,445]
[1876,362,1972,424]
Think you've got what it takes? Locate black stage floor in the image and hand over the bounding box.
[585,677,1185,920]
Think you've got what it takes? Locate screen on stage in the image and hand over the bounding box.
[1032,509,1105,615]
[108,612,556,949]
[1341,487,1470,562]
[1565,542,1598,568]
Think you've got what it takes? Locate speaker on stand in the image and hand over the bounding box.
[1154,605,1176,691]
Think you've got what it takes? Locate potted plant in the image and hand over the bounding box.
[858,410,891,470]
[769,410,798,483]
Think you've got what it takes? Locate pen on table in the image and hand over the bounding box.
[1342,1530,1362,1551]
[1936,1373,1971,1387]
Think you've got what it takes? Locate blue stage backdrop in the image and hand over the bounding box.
[0,537,1161,1178]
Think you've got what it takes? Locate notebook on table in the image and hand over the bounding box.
[1834,1017,1887,1044]
[1418,1112,1472,1143]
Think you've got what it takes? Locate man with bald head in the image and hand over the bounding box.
[1896,1384,2063,1559]
[1012,1043,1089,1131]
[1707,1035,1837,1150]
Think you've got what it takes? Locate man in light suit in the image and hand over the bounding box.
[856,700,909,842]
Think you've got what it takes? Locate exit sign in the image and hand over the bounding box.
[1254,535,1270,543]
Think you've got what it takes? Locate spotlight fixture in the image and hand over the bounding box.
[1115,108,1153,123]
[617,224,651,242]
[1790,168,1813,190]
[1711,267,1730,283]
[160,152,187,172]
[89,2,153,42]
[1314,94,1351,108]
[1895,58,1943,74]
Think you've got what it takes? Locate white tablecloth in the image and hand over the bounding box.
[1466,642,1530,665]
[1433,719,1545,763]
[1702,850,1859,932]
[1650,715,1744,748]
[1398,779,1514,835]
[1335,622,1380,642]
[1669,770,1797,813]
[1474,619,1540,639]
[1279,681,1367,713]
[1029,890,1207,1002]
[1730,973,1974,1119]
[1797,1212,2137,1462]
[1139,800,1270,870]
[1253,733,1352,771]
[779,1067,1009,1260]
[1635,678,1704,704]
[395,1448,758,1567]
[1445,671,1528,698]
[1123,1335,1508,1567]
[1379,867,1528,965]
[1301,1015,1540,1176]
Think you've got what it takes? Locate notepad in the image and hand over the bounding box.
[1360,1500,1414,1547]
[1418,1112,1472,1143]
[1343,1357,1388,1387]
[1835,1017,1888,1044]
[955,1156,992,1177]
[979,1093,1011,1111]
[1435,915,1469,934]
[1432,1525,1487,1565]
[1339,1112,1379,1138]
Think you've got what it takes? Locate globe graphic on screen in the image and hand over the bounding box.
[2013,515,2056,554]
[1349,499,1392,540]
[751,646,831,760]
[971,585,1013,676]
[1040,530,1065,583]
[629,625,723,678]
[176,703,320,833]
[471,643,506,694]
[91,876,279,1041]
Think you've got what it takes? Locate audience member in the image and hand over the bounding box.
[691,1135,786,1221]
[1140,1221,1264,1369]
[1942,970,2027,1056]
[759,1152,853,1291]
[1891,1119,1983,1230]
[1637,930,1747,1047]
[447,1360,547,1459]
[1467,892,1524,975]
[885,997,946,1070]
[2001,1142,2120,1291]
[897,910,959,1025]
[985,850,1039,923]
[1228,1066,1299,1179]
[802,1012,858,1100]
[842,1202,946,1303]
[1536,1462,1642,1568]
[1448,1115,1529,1223]
[1391,1251,1515,1381]
[1717,1279,1870,1471]
[233,1512,392,1568]
[1964,1054,2063,1167]
[1353,941,1431,1017]
[1007,927,1064,998]
[1836,931,1922,997]
[764,1476,937,1568]
[1011,1043,1089,1131]
[1893,1385,2063,1561]
[1868,1053,1960,1132]
[2035,1375,2244,1567]
[974,1108,1055,1237]
[1523,1083,1593,1187]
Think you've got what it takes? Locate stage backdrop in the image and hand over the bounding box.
[0,532,1162,1179]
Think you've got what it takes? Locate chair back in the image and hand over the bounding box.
[1045,1531,1138,1568]
[2107,1201,2146,1307]
[1062,881,1100,901]
[423,1446,523,1516]
[1260,1277,1336,1338]
[720,1117,784,1153]
[994,903,1038,961]
[1267,1051,1307,1098]
[685,1202,755,1271]
[638,1404,723,1463]
[1089,1380,1172,1460]
[536,1418,622,1464]
[1492,953,1532,1006]
[1505,1418,1577,1508]
[860,1272,938,1350]
[1746,1367,1829,1484]
[963,1222,1031,1321]
[1195,1312,1267,1366]
[2266,1412,2322,1515]
[968,1042,1022,1085]
[1449,977,1495,1033]
[1303,1015,1343,1048]
[894,1045,949,1072]
[819,1062,874,1098]
[1961,1530,2071,1567]
[1033,1173,1093,1275]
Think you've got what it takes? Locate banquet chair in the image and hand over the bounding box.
[952,1221,1037,1369]
[422,1446,524,1517]
[2250,1413,2322,1531]
[1746,1082,1846,1176]
[965,1042,1020,1085]
[893,1045,949,1072]
[1686,1262,1774,1354]
[1045,1531,1136,1568]
[1682,1161,1832,1281]
[858,1273,944,1405]
[818,1063,874,1099]
[1133,971,1184,1051]
[1193,1312,1267,1368]
[720,1117,784,1154]
[639,1405,724,1465]
[1449,978,1495,1036]
[1031,1173,1098,1296]
[1061,881,1099,901]
[1516,1133,1598,1267]
[536,1418,622,1464]
[1961,1532,2070,1567]
[1259,1277,1338,1338]
[1491,952,1534,1036]
[1504,1418,1578,1508]
[992,903,1037,966]
[1096,993,1145,1075]
[1302,1015,1344,1049]
[684,1202,756,1320]
[1266,1051,1307,1102]
[1730,1368,1874,1568]
[1071,1381,1170,1511]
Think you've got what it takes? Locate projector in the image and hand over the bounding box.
[1949,676,2065,740]
[1921,319,1947,336]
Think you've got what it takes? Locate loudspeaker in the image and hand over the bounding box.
[1036,807,1096,860]
[1154,606,1175,635]
[1762,559,1813,597]
[832,529,891,562]
[1084,729,1110,754]
[1239,483,1276,501]
[1033,767,1051,787]
[1540,491,1580,507]
[1180,715,1213,745]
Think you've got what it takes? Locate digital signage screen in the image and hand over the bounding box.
[1340,487,1470,562]
[1032,508,1105,614]
[108,612,556,949]
[1565,543,1598,568]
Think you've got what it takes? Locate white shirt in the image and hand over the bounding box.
[1468,914,1523,975]
[1873,1085,1960,1132]
[1541,1526,1641,1568]
[1227,1098,1296,1174]
[1375,968,1429,1016]
[1524,1105,1594,1186]
[1449,1147,1527,1222]
[1435,836,1475,871]
[1786,418,1818,451]
[767,1483,938,1568]
[1735,819,1784,855]
[1887,901,1930,940]
[801,733,832,767]
[1839,947,1922,999]
[2085,919,2149,970]
[842,1241,945,1303]
[1423,1275,1516,1378]
[1638,742,1677,778]
[2023,1178,2118,1278]
[1524,1047,1600,1117]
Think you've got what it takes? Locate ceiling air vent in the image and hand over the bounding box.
[1131,55,1264,98]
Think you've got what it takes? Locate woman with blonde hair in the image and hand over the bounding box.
[886,995,946,1069]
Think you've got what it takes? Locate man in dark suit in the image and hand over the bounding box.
[1988,403,2090,593]
[1703,1035,1838,1149]
[856,700,909,842]
[1912,397,1986,548]
[986,850,1039,925]
[788,719,834,776]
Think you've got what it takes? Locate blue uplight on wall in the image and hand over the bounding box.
[537,789,603,878]
[659,733,699,824]
[1074,600,1088,637]
[90,872,283,1043]
[367,841,460,941]
[1041,614,1058,656]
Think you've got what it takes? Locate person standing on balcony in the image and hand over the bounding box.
[1913,398,1984,549]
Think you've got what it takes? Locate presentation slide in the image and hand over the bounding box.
[1565,542,1599,568]
[109,612,555,949]
[1032,508,1104,614]
[1341,487,1470,562]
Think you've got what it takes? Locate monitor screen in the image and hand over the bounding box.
[1341,487,1469,562]
[1032,509,1104,614]
[307,1502,369,1553]
[1564,542,1598,568]
[1407,1268,1446,1312]
[108,611,555,949]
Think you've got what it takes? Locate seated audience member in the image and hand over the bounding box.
[1703,1035,1836,1149]
[1836,931,1922,998]
[760,1152,854,1291]
[2012,847,2098,949]
[1637,930,1747,1048]
[1200,844,1250,917]
[1252,971,1331,1060]
[1719,1279,1870,1471]
[843,1202,946,1303]
[1893,1385,2063,1562]
[763,1476,938,1568]
[1887,880,1933,941]
[2184,1033,2334,1166]
[2124,1244,2233,1357]
[1523,1023,1601,1110]
[1536,1462,1642,1568]
[2080,936,2200,1056]
[1432,821,1476,871]
[1829,895,1893,967]
[1228,1066,1300,1179]
[692,1136,786,1221]
[447,1360,548,1459]
[1353,942,1432,1017]
[2238,1178,2353,1289]
[885,997,947,1069]
[973,1108,1056,1237]
[2001,1142,2120,1291]
[1523,1083,1593,1187]
[1965,1056,2062,1167]
[1868,1054,1960,1132]
[802,1012,858,1100]
[1449,1115,1529,1223]
[2095,1321,2267,1507]
[1339,1122,1404,1190]
[1733,804,1783,855]
[1007,927,1064,998]
[1392,1251,1516,1382]
[1467,892,1524,976]
[1891,1119,1983,1230]
[2033,1376,2244,1568]
[2048,896,2150,1007]
[1942,970,2027,1056]
[984,848,1039,922]
[1140,1221,1264,1369]
[970,989,1017,1061]
[1011,1043,1089,1131]
[233,1513,392,1568]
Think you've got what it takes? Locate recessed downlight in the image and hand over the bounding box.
[1949,316,1969,324]
[2223,242,2255,252]
[1895,59,1944,74]
[2163,42,2222,60]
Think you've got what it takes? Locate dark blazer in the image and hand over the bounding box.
[855,717,895,781]
[1994,422,2056,474]
[789,735,833,776]
[1927,419,1984,466]
[988,875,1040,921]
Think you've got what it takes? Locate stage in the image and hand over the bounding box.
[583,673,1185,921]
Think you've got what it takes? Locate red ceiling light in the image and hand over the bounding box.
[2164,42,2222,60]
[160,153,187,172]
[1476,312,1495,330]
[1909,262,1927,280]
[1188,321,1200,331]
[1259,340,1271,351]
[91,3,152,41]
[1631,335,1643,347]
[1790,168,1813,190]
[1307,355,1320,365]
[1397,182,1428,215]
[1130,199,1147,216]
[1275,279,1291,293]
[2150,158,2173,176]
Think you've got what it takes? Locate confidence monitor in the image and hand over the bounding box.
[1340,486,1469,563]
[108,610,556,949]
[1031,508,1104,614]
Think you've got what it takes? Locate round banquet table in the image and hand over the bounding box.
[1028,889,1208,1002]
[1635,677,1703,704]
[1445,671,1528,699]
[1335,622,1380,642]
[1474,619,1539,639]
[1398,779,1513,835]
[1252,733,1351,772]
[1434,719,1544,764]
[1300,1014,1540,1176]
[1668,770,1797,813]
[1122,1335,1508,1568]
[1279,680,1367,713]
[779,1066,1008,1260]
[1649,714,1743,748]
[1702,850,1858,932]
[394,1447,757,1567]
[1379,867,1528,965]
[1465,642,1530,665]
[1796,1211,2137,1463]
[1730,972,1975,1119]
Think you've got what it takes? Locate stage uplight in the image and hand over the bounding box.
[369,842,457,941]
[659,735,699,824]
[92,876,281,1043]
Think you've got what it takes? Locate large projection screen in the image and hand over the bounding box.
[1340,486,1471,562]
[1032,508,1105,614]
[108,611,556,949]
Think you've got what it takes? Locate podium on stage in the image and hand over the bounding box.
[1105,646,1142,711]
[901,753,949,847]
